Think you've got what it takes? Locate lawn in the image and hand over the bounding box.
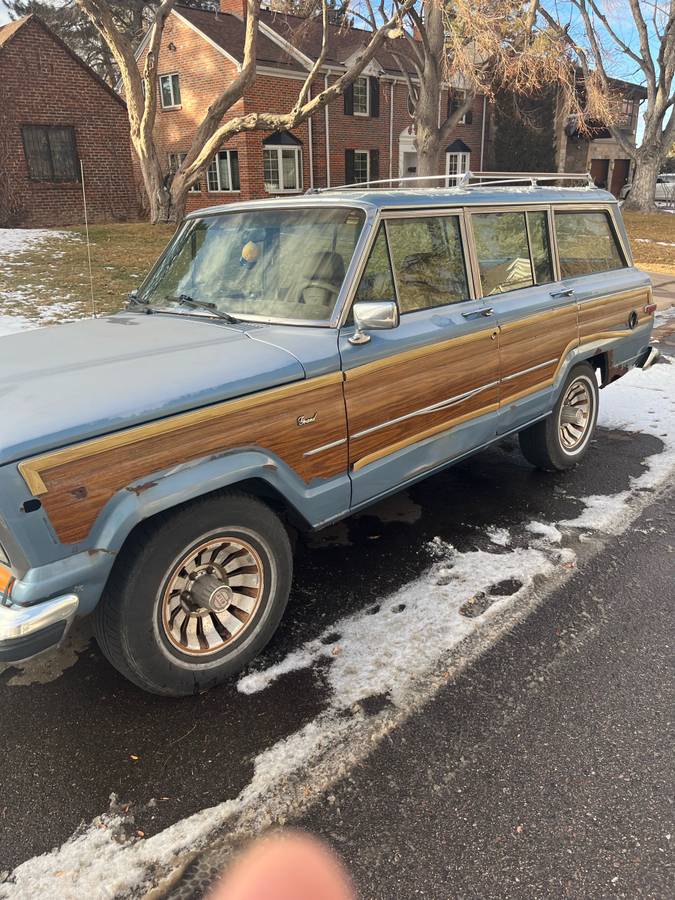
[0,211,672,329]
[0,222,175,325]
[623,210,675,275]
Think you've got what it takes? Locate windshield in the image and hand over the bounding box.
[140,207,366,323]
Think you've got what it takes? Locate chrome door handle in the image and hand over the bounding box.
[550,288,575,299]
[462,307,494,319]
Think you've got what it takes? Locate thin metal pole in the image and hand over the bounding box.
[80,160,96,319]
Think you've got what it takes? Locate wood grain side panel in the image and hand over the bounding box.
[345,329,499,467]
[499,306,579,378]
[33,379,348,545]
[579,289,651,339]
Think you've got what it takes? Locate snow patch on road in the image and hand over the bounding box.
[0,315,32,336]
[527,521,563,543]
[563,360,675,533]
[486,526,511,547]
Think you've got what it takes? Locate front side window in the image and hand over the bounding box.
[140,207,365,323]
[387,215,470,313]
[353,76,369,115]
[263,146,302,192]
[22,125,78,182]
[555,210,625,278]
[160,73,181,109]
[473,211,536,295]
[354,225,396,304]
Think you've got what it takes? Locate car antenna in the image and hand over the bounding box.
[80,160,97,319]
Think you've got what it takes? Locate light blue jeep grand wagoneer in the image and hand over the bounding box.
[0,173,658,695]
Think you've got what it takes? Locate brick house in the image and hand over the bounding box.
[134,1,490,212]
[553,76,648,196]
[0,15,138,227]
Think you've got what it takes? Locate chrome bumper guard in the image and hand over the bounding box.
[0,594,79,662]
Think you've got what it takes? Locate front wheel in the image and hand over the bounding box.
[518,363,599,471]
[94,492,293,696]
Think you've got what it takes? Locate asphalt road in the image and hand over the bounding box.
[0,332,673,895]
[296,487,675,900]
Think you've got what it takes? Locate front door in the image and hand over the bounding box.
[467,207,578,433]
[340,212,500,507]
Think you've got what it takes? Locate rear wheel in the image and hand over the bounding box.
[94,492,292,696]
[518,362,599,471]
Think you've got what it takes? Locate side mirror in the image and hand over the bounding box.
[349,300,399,345]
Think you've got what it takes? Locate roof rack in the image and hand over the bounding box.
[308,171,595,193]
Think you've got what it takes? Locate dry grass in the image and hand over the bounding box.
[0,222,175,324]
[623,211,675,275]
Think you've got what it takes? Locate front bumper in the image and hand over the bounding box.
[0,593,79,663]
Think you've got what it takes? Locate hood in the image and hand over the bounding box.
[1,312,305,465]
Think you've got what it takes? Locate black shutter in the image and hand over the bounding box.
[465,105,473,125]
[447,90,458,119]
[344,83,354,116]
[369,77,380,118]
[370,149,379,181]
[345,149,355,184]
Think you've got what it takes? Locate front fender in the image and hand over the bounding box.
[12,450,350,615]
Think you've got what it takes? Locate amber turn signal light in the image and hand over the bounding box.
[0,565,13,596]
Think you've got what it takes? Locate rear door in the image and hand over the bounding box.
[467,205,578,433]
[339,209,500,507]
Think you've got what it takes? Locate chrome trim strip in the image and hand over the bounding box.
[501,357,558,382]
[351,381,500,440]
[303,437,348,458]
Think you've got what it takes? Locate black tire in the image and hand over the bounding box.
[518,362,599,471]
[94,492,292,696]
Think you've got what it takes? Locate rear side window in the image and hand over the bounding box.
[555,210,625,277]
[386,215,469,313]
[472,210,555,295]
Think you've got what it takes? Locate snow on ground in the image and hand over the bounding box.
[0,229,81,328]
[3,358,674,900]
[0,228,71,258]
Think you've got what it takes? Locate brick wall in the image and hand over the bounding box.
[0,18,138,227]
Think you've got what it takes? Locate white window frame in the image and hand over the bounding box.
[445,151,470,186]
[207,150,239,193]
[159,73,181,110]
[352,149,370,185]
[263,145,303,194]
[168,152,201,193]
[353,76,370,117]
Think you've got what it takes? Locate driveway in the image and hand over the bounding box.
[0,321,673,898]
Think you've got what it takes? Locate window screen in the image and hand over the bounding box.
[22,125,78,182]
[386,216,469,313]
[555,210,625,277]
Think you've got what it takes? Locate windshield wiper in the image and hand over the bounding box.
[174,294,239,324]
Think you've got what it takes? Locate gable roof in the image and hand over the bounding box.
[175,5,417,77]
[0,15,30,50]
[0,14,128,107]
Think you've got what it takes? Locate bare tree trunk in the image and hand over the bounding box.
[623,153,661,213]
[414,1,444,183]
[135,142,172,223]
